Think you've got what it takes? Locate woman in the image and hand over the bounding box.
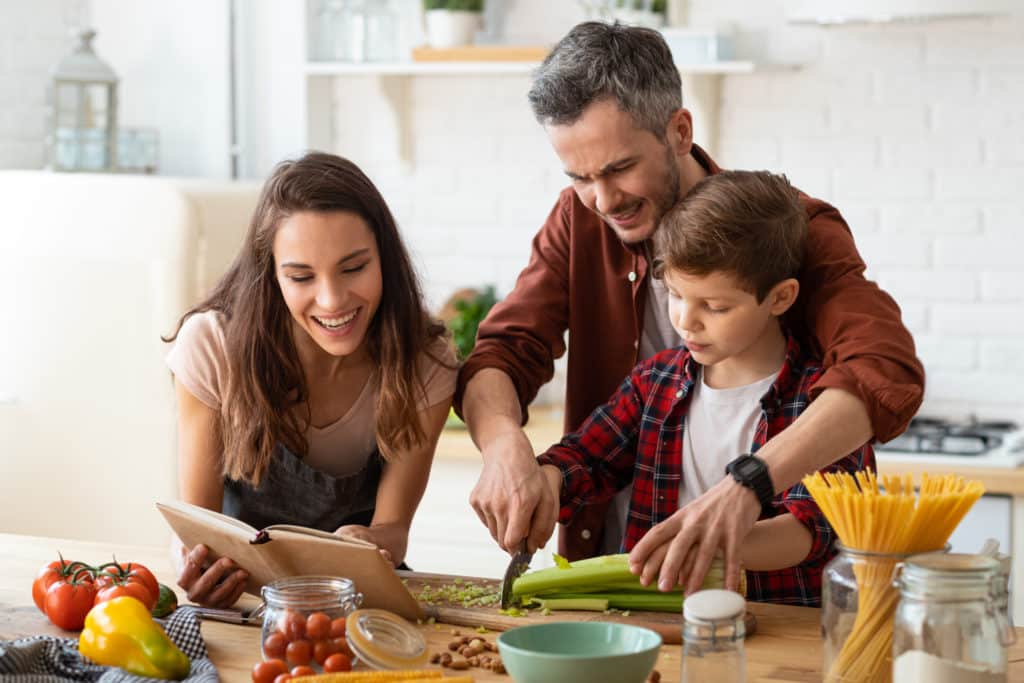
[164,152,456,607]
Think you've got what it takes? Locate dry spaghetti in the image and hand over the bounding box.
[803,470,984,683]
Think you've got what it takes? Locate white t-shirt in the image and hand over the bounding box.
[166,310,458,478]
[678,367,777,507]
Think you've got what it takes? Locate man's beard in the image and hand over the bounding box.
[651,145,682,233]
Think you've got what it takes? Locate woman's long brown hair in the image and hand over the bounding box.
[165,152,449,485]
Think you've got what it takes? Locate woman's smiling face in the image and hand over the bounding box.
[273,210,382,359]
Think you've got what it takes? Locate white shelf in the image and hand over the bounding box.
[304,60,761,76]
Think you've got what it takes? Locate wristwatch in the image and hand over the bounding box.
[725,454,776,517]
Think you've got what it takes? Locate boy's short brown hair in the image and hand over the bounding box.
[653,170,807,302]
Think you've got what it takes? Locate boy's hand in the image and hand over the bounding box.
[628,476,760,594]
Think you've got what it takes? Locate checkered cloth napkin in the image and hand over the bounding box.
[0,606,218,683]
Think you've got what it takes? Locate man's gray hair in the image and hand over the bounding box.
[528,21,682,140]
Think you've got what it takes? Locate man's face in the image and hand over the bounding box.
[546,99,682,244]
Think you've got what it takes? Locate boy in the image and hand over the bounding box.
[536,170,874,606]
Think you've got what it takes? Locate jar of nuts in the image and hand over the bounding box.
[260,576,363,673]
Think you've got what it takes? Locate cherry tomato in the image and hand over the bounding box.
[285,639,312,667]
[328,617,347,638]
[279,610,306,640]
[323,653,352,673]
[273,675,292,683]
[305,612,331,641]
[252,659,288,683]
[290,666,315,677]
[312,639,339,665]
[332,636,352,657]
[44,576,97,631]
[263,632,288,659]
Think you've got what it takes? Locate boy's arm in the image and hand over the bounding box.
[536,371,645,525]
[740,514,812,571]
[771,440,876,566]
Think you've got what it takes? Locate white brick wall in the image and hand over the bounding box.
[697,5,1024,424]
[327,5,1024,423]
[0,1,88,169]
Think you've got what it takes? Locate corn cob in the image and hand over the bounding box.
[290,671,446,683]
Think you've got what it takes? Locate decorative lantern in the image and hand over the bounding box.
[46,28,118,172]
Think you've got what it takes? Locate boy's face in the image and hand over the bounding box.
[546,99,683,244]
[663,268,795,372]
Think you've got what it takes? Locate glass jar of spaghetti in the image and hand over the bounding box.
[821,544,947,683]
[260,576,363,673]
[892,553,1014,682]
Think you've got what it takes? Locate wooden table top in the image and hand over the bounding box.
[3,533,1023,682]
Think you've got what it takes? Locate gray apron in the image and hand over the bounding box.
[222,443,382,533]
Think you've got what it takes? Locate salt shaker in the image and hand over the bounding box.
[681,589,746,683]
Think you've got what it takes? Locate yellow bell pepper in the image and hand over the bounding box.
[79,596,190,680]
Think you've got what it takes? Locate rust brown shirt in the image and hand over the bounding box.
[456,146,924,558]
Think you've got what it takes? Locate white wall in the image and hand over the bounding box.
[90,0,233,178]
[0,0,88,168]
[324,4,1024,422]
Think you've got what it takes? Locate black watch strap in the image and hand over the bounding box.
[725,454,775,517]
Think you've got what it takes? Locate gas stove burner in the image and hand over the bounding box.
[880,416,1021,457]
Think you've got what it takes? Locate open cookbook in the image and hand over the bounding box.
[156,500,423,620]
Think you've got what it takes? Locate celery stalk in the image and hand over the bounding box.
[533,597,610,612]
[511,553,735,610]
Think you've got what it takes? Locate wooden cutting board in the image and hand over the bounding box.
[399,571,755,645]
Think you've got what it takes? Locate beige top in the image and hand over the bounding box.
[166,310,458,478]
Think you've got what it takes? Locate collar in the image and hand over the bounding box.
[675,329,808,412]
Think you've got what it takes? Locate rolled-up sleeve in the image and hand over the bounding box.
[795,201,925,442]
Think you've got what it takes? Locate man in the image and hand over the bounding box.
[455,21,924,594]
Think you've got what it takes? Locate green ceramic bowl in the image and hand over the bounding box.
[497,621,662,683]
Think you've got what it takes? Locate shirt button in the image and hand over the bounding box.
[628,271,637,282]
[581,529,592,540]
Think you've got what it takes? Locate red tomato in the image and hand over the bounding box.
[96,562,159,602]
[263,632,288,659]
[328,617,347,638]
[312,639,339,665]
[285,639,312,667]
[305,612,331,641]
[332,637,352,657]
[44,577,97,630]
[278,610,305,640]
[323,653,352,673]
[273,675,292,683]
[252,659,288,683]
[290,666,315,677]
[32,559,91,613]
[95,580,156,611]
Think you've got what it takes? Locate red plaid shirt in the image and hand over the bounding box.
[537,334,874,607]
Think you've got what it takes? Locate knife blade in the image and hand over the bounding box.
[499,539,533,609]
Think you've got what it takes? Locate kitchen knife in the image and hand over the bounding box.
[499,539,533,609]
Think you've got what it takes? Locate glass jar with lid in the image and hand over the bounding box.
[821,543,948,683]
[893,553,1015,682]
[260,576,363,671]
[680,588,746,683]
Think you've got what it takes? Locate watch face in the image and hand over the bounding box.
[737,458,760,477]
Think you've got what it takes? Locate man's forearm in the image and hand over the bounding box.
[760,387,873,493]
[462,368,526,454]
